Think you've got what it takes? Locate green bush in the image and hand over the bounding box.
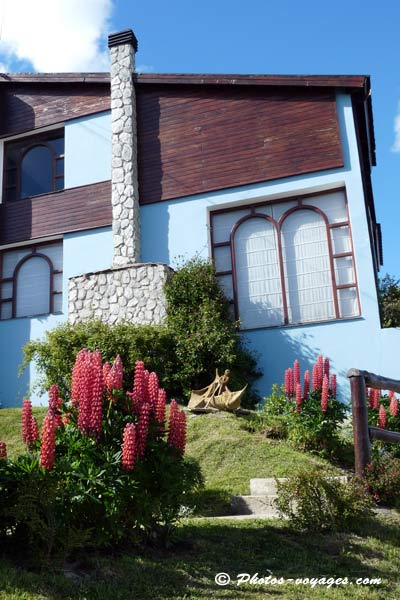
[275,468,373,532]
[363,454,400,508]
[22,258,261,407]
[252,384,289,439]
[1,353,203,561]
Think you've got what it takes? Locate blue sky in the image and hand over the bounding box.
[1,0,399,278]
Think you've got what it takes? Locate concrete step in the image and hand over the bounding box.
[250,476,349,496]
[230,494,280,518]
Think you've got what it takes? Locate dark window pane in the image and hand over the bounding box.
[5,168,17,186]
[21,145,53,198]
[56,157,64,176]
[5,187,16,201]
[51,137,64,156]
[55,177,64,191]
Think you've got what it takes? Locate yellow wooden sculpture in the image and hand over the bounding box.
[188,369,247,412]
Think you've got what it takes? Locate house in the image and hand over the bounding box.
[0,28,397,408]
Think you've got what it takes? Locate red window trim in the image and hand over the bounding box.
[210,188,360,330]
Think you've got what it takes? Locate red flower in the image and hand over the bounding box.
[390,393,399,417]
[22,398,33,445]
[303,370,310,400]
[132,361,146,413]
[103,362,111,386]
[372,389,380,410]
[49,384,63,428]
[0,442,7,459]
[31,417,40,444]
[321,374,329,412]
[88,350,104,436]
[168,400,187,455]
[378,404,387,429]
[315,355,323,389]
[148,371,159,408]
[121,423,136,471]
[330,374,337,398]
[293,360,301,387]
[137,402,151,459]
[295,383,302,413]
[106,354,123,397]
[40,412,56,471]
[71,348,89,409]
[284,368,293,397]
[155,388,167,426]
[323,357,330,381]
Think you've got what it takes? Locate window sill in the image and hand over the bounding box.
[238,314,363,333]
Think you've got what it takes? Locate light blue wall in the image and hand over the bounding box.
[65,111,111,189]
[141,92,395,402]
[0,227,113,408]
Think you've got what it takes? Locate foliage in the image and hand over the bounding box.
[0,354,203,561]
[252,357,346,457]
[363,454,400,508]
[21,258,261,407]
[275,468,373,532]
[367,388,400,458]
[164,257,261,406]
[378,273,400,328]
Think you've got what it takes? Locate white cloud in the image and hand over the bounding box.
[0,0,113,71]
[136,64,156,74]
[392,107,400,153]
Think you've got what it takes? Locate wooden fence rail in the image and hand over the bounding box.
[347,368,400,477]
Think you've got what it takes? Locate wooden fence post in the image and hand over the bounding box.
[347,369,371,477]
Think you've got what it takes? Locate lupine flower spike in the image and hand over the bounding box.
[303,370,310,400]
[137,402,151,459]
[168,400,187,455]
[40,412,56,471]
[372,389,380,410]
[390,392,399,417]
[293,360,301,387]
[284,368,293,397]
[330,374,337,399]
[378,404,387,429]
[148,371,159,409]
[155,388,167,427]
[121,423,136,471]
[295,383,302,413]
[22,399,34,445]
[321,374,329,412]
[49,384,63,428]
[323,357,330,381]
[0,442,7,459]
[312,364,319,390]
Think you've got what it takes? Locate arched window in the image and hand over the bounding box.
[233,217,283,328]
[211,189,360,329]
[16,256,51,317]
[281,209,336,324]
[3,130,64,201]
[0,242,63,320]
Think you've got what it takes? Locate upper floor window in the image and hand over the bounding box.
[0,241,63,319]
[210,189,360,330]
[3,130,64,201]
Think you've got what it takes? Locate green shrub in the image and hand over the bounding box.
[275,468,373,532]
[363,454,400,507]
[21,258,261,407]
[1,353,203,561]
[367,390,400,458]
[252,384,289,439]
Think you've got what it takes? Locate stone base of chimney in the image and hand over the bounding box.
[68,263,173,326]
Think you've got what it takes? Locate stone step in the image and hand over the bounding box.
[230,495,280,518]
[250,475,348,496]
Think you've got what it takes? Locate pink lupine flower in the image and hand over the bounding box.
[323,357,330,381]
[88,350,104,436]
[372,389,380,410]
[121,423,136,471]
[303,370,310,400]
[390,393,399,417]
[71,348,89,409]
[330,374,337,399]
[293,360,301,387]
[143,369,150,398]
[31,417,40,444]
[137,402,151,459]
[312,364,319,390]
[77,350,93,434]
[40,412,56,471]
[295,383,302,413]
[103,362,111,386]
[0,442,7,459]
[284,368,293,397]
[367,388,373,409]
[22,399,33,445]
[106,355,123,396]
[321,374,329,412]
[316,355,323,389]
[148,371,159,408]
[168,400,187,455]
[49,384,63,428]
[155,388,167,427]
[132,361,146,413]
[378,404,387,429]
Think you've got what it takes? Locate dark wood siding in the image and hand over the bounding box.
[136,85,343,204]
[0,83,110,138]
[0,180,111,245]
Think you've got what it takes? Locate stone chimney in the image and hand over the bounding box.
[108,29,141,266]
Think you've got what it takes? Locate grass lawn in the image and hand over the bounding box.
[0,516,399,599]
[1,407,398,599]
